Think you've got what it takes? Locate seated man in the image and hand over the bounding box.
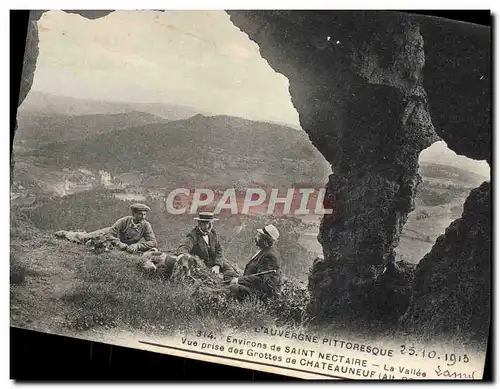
[228,224,282,301]
[177,212,237,278]
[55,203,157,254]
[106,203,157,253]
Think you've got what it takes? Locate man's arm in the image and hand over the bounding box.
[213,232,224,267]
[135,222,157,251]
[177,234,195,255]
[238,254,279,289]
[105,217,127,246]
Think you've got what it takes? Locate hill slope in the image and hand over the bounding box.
[26,114,331,189]
[20,91,203,120]
[15,111,170,146]
[419,161,489,188]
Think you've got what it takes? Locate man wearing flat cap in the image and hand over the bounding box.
[177,212,234,276]
[228,224,282,301]
[106,203,157,254]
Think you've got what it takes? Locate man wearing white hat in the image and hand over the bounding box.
[229,224,282,300]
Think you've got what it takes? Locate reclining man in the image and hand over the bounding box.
[228,224,282,301]
[55,203,157,254]
[176,212,238,279]
[106,203,157,253]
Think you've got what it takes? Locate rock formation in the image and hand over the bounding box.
[399,182,491,345]
[18,12,40,107]
[227,11,491,339]
[228,11,439,326]
[419,16,491,164]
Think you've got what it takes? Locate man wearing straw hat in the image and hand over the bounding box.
[228,224,282,301]
[177,211,229,275]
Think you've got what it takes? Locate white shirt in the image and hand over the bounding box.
[198,227,210,245]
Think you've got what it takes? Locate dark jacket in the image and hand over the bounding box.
[238,245,282,297]
[177,227,224,268]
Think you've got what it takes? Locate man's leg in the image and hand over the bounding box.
[228,284,253,300]
[81,227,112,242]
[220,261,240,281]
[54,230,88,244]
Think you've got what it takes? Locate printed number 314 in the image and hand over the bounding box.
[196,331,215,339]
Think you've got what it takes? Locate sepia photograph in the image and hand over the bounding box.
[10,9,491,379]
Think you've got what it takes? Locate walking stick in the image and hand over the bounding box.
[222,269,277,284]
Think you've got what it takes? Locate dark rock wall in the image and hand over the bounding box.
[400,182,491,345]
[228,11,438,325]
[18,13,40,108]
[420,16,491,163]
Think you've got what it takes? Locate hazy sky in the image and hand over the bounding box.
[32,10,300,126]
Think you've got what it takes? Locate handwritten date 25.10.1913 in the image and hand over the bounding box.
[400,345,469,366]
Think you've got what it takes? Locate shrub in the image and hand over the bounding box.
[271,278,309,325]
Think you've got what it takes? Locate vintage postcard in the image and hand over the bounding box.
[10,10,491,380]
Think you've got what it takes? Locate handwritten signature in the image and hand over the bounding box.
[435,365,476,379]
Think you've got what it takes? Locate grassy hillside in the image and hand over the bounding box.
[11,224,305,335]
[394,161,489,264]
[11,204,309,337]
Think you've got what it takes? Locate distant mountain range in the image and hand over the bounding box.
[15,111,170,146]
[19,91,203,121]
[13,92,488,197]
[419,161,488,188]
[19,91,303,130]
[20,113,331,190]
[419,140,490,180]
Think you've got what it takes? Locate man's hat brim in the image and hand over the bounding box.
[257,225,279,241]
[130,203,150,212]
[194,217,219,221]
[257,228,273,239]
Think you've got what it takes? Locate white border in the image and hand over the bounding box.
[4,0,500,9]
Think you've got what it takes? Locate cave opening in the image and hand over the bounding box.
[226,10,491,340]
[394,140,491,265]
